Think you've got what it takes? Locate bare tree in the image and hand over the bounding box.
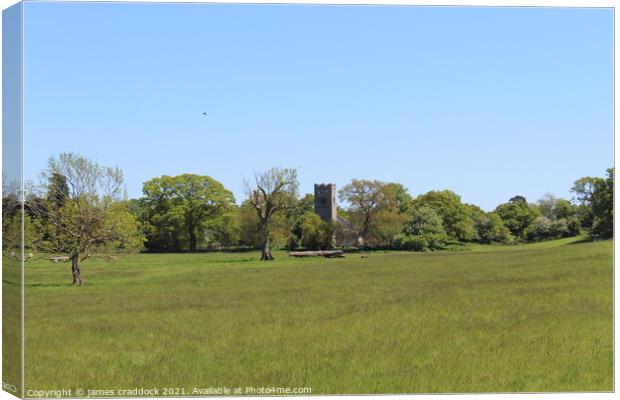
[244,168,299,260]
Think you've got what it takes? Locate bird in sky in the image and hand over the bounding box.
[202,112,207,116]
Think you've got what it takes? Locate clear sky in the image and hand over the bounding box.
[22,3,613,210]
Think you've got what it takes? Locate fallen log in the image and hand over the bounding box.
[288,250,344,258]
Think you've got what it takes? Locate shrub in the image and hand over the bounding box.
[395,233,447,251]
[473,213,513,244]
[296,212,334,250]
[524,216,575,242]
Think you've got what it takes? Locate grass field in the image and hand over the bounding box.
[15,237,613,394]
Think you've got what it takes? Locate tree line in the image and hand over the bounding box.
[2,152,613,284]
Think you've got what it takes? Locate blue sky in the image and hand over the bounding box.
[22,3,613,210]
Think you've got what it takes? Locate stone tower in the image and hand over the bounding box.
[314,183,337,222]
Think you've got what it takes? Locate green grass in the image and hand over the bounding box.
[3,255,22,397]
[18,238,612,394]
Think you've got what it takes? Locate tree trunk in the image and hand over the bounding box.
[189,229,198,252]
[260,219,274,261]
[261,235,274,260]
[71,254,82,286]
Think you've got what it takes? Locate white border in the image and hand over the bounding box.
[0,1,616,400]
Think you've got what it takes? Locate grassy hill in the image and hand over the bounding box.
[18,237,612,394]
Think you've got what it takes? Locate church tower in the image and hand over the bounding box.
[314,183,337,222]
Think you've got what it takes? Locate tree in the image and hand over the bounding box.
[413,190,475,241]
[203,206,240,248]
[396,206,447,251]
[523,216,573,242]
[47,172,70,208]
[244,168,299,260]
[141,174,235,252]
[571,168,613,239]
[402,206,446,236]
[338,179,394,246]
[296,211,334,250]
[495,196,539,240]
[537,193,575,220]
[533,194,580,240]
[385,182,413,213]
[289,194,316,249]
[31,153,143,285]
[571,176,603,229]
[591,168,613,239]
[473,212,513,244]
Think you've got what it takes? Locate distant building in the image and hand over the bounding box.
[314,184,337,222]
[313,183,362,247]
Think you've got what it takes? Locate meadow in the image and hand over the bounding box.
[18,237,613,394]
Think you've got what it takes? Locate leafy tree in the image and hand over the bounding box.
[537,193,575,220]
[402,206,445,236]
[296,211,334,250]
[370,208,408,247]
[31,153,143,285]
[141,174,235,252]
[413,190,475,241]
[396,206,447,251]
[495,196,539,240]
[554,199,575,220]
[523,216,573,242]
[204,206,240,248]
[473,212,513,244]
[338,179,395,246]
[509,195,528,204]
[532,194,580,241]
[237,200,262,247]
[570,168,613,239]
[47,172,70,208]
[523,216,552,242]
[385,182,413,213]
[289,194,317,249]
[571,176,603,229]
[244,168,299,260]
[591,168,613,239]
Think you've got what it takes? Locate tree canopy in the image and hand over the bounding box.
[29,153,144,285]
[244,168,299,260]
[141,174,236,252]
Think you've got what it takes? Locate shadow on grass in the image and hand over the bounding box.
[3,279,71,288]
[566,237,596,245]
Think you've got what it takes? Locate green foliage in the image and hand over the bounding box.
[287,193,317,248]
[395,233,447,251]
[36,153,144,257]
[385,182,413,213]
[591,168,613,239]
[369,208,408,247]
[537,194,576,221]
[412,190,475,241]
[571,168,613,239]
[473,212,513,244]
[338,179,407,247]
[103,201,145,251]
[296,211,334,250]
[204,207,241,248]
[396,206,448,251]
[524,194,581,242]
[571,176,602,229]
[495,196,540,240]
[46,172,69,208]
[402,206,445,236]
[141,174,236,251]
